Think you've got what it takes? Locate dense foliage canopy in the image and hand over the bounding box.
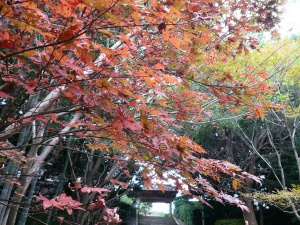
[0,0,285,224]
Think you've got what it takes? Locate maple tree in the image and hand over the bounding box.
[0,0,284,224]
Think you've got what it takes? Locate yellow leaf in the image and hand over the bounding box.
[169,6,183,18]
[144,77,156,88]
[10,19,45,35]
[232,180,238,190]
[174,1,185,10]
[132,10,140,23]
[99,29,112,37]
[105,12,119,22]
[232,179,242,190]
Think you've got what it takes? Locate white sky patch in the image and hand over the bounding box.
[279,0,300,36]
[150,203,171,214]
[149,193,183,214]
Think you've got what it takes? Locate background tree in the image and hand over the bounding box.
[188,37,300,225]
[247,38,300,220]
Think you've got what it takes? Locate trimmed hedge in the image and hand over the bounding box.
[174,197,202,225]
[215,219,244,225]
[118,195,135,219]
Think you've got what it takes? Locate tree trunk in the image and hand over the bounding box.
[242,158,259,225]
[259,207,263,225]
[6,176,32,225]
[46,157,69,225]
[242,198,258,225]
[0,126,32,224]
[17,176,38,225]
[6,113,81,225]
[0,162,19,224]
[219,127,259,225]
[74,150,104,224]
[76,160,119,225]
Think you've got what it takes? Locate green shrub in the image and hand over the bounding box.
[174,197,202,225]
[215,219,244,225]
[117,195,137,220]
[117,202,132,219]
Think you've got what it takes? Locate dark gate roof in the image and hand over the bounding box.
[138,185,177,203]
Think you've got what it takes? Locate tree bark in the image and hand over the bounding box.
[0,89,62,141]
[242,198,258,225]
[17,176,38,225]
[0,126,32,224]
[6,176,32,225]
[6,113,81,225]
[259,207,263,225]
[0,161,19,224]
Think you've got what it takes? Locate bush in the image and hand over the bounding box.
[174,197,202,225]
[117,202,132,220]
[118,195,136,220]
[215,219,244,225]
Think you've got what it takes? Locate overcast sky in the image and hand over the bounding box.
[280,0,300,36]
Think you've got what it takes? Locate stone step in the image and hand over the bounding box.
[138,216,177,225]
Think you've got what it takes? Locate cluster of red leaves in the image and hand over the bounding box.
[88,196,106,212]
[37,186,116,222]
[103,208,121,225]
[36,193,84,215]
[81,186,110,193]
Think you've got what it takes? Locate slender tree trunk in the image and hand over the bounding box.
[0,163,19,224]
[0,126,32,224]
[265,124,286,188]
[220,127,259,225]
[74,150,104,224]
[77,160,119,225]
[17,176,38,225]
[6,176,32,225]
[242,174,258,225]
[46,156,69,225]
[242,198,258,225]
[242,158,259,225]
[259,207,263,225]
[290,135,300,182]
[6,113,81,225]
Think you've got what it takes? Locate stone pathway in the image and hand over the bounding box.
[138,216,177,225]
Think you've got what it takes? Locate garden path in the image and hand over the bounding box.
[138,215,177,225]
